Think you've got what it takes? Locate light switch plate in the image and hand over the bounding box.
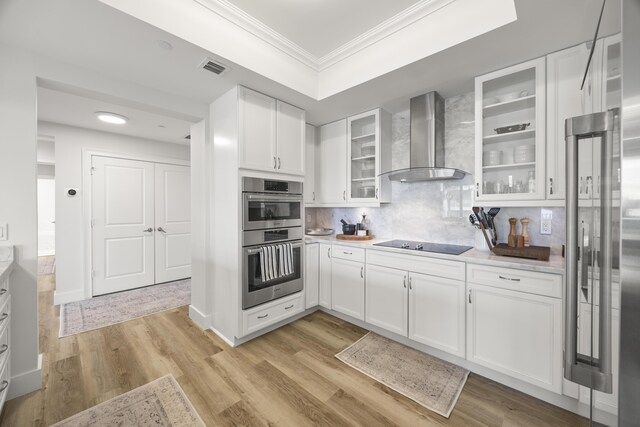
[540,209,552,235]
[0,223,7,241]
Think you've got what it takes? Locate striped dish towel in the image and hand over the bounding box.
[260,243,294,282]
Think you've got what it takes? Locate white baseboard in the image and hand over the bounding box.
[8,353,42,400]
[209,326,237,347]
[53,289,86,306]
[188,305,211,329]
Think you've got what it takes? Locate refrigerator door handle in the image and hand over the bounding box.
[564,111,614,394]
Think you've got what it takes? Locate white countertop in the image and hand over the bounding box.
[304,235,564,275]
[0,246,14,283]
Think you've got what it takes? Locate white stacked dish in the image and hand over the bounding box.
[515,145,535,163]
[483,150,502,166]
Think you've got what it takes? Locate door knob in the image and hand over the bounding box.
[157,227,166,233]
[143,228,153,233]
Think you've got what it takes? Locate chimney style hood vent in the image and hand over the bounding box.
[380,91,468,182]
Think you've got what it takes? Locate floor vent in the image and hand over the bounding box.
[200,57,230,76]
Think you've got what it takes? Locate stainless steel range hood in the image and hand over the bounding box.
[380,91,468,182]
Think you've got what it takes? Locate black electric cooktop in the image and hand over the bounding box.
[373,240,473,255]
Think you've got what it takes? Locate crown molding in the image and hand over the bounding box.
[193,0,457,71]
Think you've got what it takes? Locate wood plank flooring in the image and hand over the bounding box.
[0,271,588,426]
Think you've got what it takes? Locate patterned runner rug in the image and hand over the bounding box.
[51,374,205,426]
[336,332,469,418]
[59,279,190,337]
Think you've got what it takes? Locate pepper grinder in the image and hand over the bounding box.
[520,218,530,247]
[508,217,518,247]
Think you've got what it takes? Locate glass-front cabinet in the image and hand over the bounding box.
[474,57,546,202]
[346,109,391,205]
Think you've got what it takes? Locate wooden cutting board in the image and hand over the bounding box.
[492,243,550,261]
[336,234,374,241]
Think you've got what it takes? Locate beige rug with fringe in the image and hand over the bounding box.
[336,332,469,418]
[59,279,190,337]
[51,374,205,426]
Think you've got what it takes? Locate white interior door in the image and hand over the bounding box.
[92,156,155,296]
[154,163,191,283]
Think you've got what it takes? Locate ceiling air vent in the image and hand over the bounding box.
[199,57,230,76]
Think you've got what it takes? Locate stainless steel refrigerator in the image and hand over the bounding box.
[564,1,640,425]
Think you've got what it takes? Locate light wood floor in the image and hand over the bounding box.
[0,272,588,426]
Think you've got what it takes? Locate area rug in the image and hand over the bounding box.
[59,279,191,337]
[38,256,56,275]
[336,332,469,418]
[51,374,205,426]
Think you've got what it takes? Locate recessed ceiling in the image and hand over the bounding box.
[224,0,421,58]
[37,87,194,145]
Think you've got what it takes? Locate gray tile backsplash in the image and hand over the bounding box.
[307,91,566,253]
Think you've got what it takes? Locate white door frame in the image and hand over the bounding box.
[82,148,190,300]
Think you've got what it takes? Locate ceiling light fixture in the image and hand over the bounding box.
[95,111,128,125]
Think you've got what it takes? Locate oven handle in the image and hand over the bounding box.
[245,193,303,201]
[246,241,304,255]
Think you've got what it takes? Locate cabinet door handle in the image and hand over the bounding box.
[273,156,277,169]
[0,289,6,296]
[343,190,346,200]
[284,304,294,310]
[409,276,412,290]
[0,344,7,355]
[360,267,364,279]
[142,228,153,233]
[580,176,583,194]
[498,275,521,282]
[0,380,8,393]
[278,157,281,169]
[476,183,480,197]
[312,191,315,201]
[549,177,554,195]
[375,188,379,199]
[327,248,331,258]
[0,313,7,323]
[258,314,269,319]
[343,251,352,255]
[468,289,472,303]
[403,276,406,288]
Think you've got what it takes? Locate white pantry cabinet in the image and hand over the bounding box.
[409,272,466,358]
[304,124,317,205]
[466,283,562,393]
[365,264,408,336]
[331,257,365,320]
[238,86,305,176]
[304,243,319,309]
[318,243,332,309]
[317,120,348,204]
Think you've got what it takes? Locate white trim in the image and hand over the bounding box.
[8,355,42,400]
[188,305,211,329]
[193,0,455,71]
[53,288,85,306]
[209,325,237,347]
[81,149,190,303]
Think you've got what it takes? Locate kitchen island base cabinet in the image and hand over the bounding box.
[466,284,562,393]
[365,265,407,336]
[318,244,332,309]
[331,257,364,320]
[304,244,319,309]
[409,273,465,358]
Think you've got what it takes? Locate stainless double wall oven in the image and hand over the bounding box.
[242,177,304,309]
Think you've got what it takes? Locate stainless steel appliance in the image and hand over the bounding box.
[241,177,304,309]
[373,240,472,255]
[242,177,303,231]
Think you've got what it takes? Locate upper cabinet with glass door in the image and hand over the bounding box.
[346,109,392,206]
[474,57,546,203]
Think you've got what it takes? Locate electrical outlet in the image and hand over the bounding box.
[540,209,552,235]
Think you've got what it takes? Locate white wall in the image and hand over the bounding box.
[0,43,41,399]
[37,122,190,304]
[37,179,56,257]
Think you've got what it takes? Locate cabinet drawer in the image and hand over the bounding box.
[367,249,465,281]
[331,245,365,263]
[0,317,8,373]
[242,293,303,336]
[0,353,9,414]
[467,264,562,298]
[0,278,8,309]
[0,296,10,338]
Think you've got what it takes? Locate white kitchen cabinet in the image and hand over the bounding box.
[304,124,317,205]
[239,86,277,172]
[466,283,562,393]
[346,109,392,205]
[318,243,332,309]
[331,257,365,320]
[276,100,305,175]
[365,264,407,336]
[238,87,305,176]
[317,120,348,204]
[578,304,620,415]
[474,57,546,203]
[305,243,319,309]
[409,272,465,358]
